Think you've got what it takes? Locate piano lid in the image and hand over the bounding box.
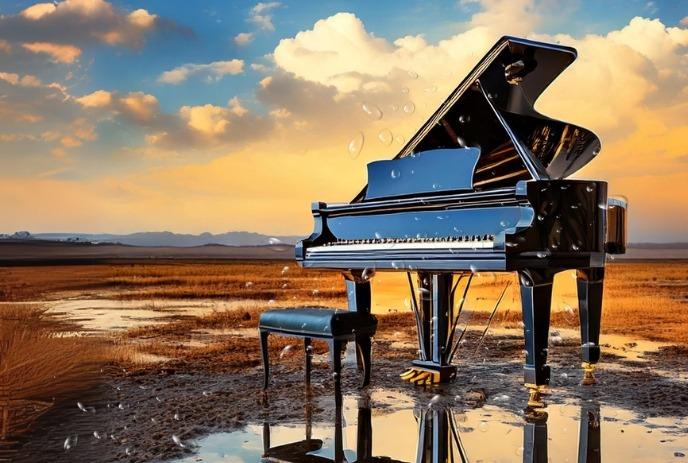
[354,36,601,202]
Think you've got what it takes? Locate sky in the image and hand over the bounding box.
[0,0,686,242]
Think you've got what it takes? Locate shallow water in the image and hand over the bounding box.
[169,390,688,462]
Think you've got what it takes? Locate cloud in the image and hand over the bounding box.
[249,2,281,31]
[1,0,160,50]
[234,32,254,45]
[76,90,113,108]
[682,16,688,26]
[158,59,245,84]
[22,41,82,63]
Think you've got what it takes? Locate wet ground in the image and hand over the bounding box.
[5,325,688,462]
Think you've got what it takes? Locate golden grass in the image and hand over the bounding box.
[0,305,108,441]
[1,260,687,345]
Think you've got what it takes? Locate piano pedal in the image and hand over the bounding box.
[525,385,546,409]
[581,362,597,385]
[400,368,420,380]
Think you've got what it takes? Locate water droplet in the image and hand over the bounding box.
[361,102,383,120]
[389,104,399,112]
[281,265,289,275]
[281,283,288,289]
[390,169,401,179]
[506,241,518,248]
[347,132,364,158]
[407,70,419,79]
[93,431,102,440]
[279,345,294,359]
[312,289,320,296]
[458,114,470,124]
[245,281,253,288]
[64,436,74,451]
[172,435,186,448]
[403,102,415,114]
[537,213,545,221]
[174,413,180,421]
[268,299,275,305]
[469,264,478,273]
[118,403,124,410]
[125,447,133,456]
[494,394,510,402]
[571,243,580,251]
[377,129,393,145]
[536,251,549,258]
[561,372,568,379]
[394,135,406,144]
[202,390,211,396]
[598,201,608,210]
[77,402,88,413]
[456,135,467,147]
[391,261,399,269]
[499,219,509,227]
[429,394,441,407]
[479,421,489,432]
[401,86,409,94]
[586,185,594,193]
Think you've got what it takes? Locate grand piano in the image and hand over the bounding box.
[296,36,627,406]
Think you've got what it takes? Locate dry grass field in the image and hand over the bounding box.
[1,260,687,343]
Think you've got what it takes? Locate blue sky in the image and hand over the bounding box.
[0,0,686,240]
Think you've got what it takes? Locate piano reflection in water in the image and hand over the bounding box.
[261,394,601,463]
[296,36,627,406]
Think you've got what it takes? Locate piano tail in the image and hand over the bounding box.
[577,267,605,385]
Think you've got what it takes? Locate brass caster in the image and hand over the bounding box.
[526,385,546,409]
[399,368,440,385]
[581,362,597,386]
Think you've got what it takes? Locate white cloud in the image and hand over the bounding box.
[76,90,113,108]
[228,97,248,116]
[158,59,245,85]
[179,104,229,136]
[249,2,281,31]
[234,32,254,45]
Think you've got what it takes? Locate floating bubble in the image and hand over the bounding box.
[125,447,133,456]
[478,421,489,432]
[362,268,375,280]
[458,114,470,124]
[537,213,545,221]
[268,237,282,245]
[390,169,401,179]
[361,102,383,120]
[77,402,88,413]
[469,264,478,273]
[118,403,124,410]
[281,266,289,275]
[571,243,581,251]
[394,135,406,145]
[401,87,409,94]
[347,132,365,158]
[499,219,510,227]
[281,283,288,289]
[172,435,186,448]
[377,129,393,145]
[202,391,211,396]
[403,102,416,114]
[586,185,595,193]
[536,251,549,258]
[245,281,254,288]
[268,299,275,305]
[407,70,419,79]
[174,413,180,421]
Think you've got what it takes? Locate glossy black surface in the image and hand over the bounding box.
[365,148,479,200]
[296,36,628,389]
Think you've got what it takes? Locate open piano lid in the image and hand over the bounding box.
[355,36,601,202]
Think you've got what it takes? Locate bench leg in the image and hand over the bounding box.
[260,330,270,389]
[356,336,372,388]
[330,339,345,393]
[304,337,312,386]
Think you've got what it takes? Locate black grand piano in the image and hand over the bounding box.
[296,36,627,406]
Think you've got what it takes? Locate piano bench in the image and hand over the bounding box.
[258,308,377,390]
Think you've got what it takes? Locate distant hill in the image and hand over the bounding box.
[9,231,302,247]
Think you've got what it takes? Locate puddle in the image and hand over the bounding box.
[168,390,688,462]
[0,299,258,332]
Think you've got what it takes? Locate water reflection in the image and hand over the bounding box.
[261,393,602,463]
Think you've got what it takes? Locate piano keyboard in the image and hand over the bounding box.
[308,235,495,254]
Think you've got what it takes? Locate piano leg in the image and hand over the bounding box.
[519,269,555,407]
[401,272,457,385]
[577,268,604,385]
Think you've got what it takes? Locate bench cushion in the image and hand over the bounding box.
[259,308,377,337]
